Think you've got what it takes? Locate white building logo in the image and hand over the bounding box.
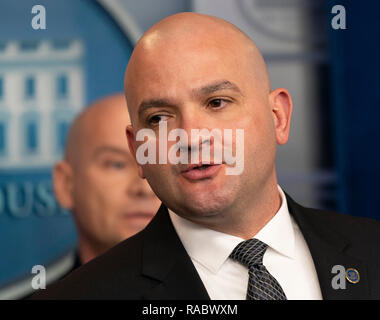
[0,39,84,168]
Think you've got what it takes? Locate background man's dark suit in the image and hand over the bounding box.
[31,194,380,300]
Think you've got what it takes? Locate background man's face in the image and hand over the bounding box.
[67,102,161,251]
[128,36,278,220]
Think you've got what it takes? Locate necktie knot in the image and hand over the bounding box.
[229,238,287,300]
[229,238,268,268]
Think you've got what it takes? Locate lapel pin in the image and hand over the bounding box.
[345,268,360,284]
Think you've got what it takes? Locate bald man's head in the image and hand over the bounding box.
[53,93,160,264]
[65,93,129,168]
[123,12,292,237]
[124,12,270,124]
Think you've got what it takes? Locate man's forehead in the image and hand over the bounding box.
[127,45,251,96]
[66,96,130,162]
[134,28,253,68]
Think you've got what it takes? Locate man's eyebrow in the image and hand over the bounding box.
[138,98,176,118]
[137,81,242,117]
[193,80,243,97]
[92,146,130,158]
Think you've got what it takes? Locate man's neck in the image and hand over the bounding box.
[77,238,107,265]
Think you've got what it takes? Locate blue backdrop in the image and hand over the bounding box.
[327,0,380,220]
[0,0,133,287]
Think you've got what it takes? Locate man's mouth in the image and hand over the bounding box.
[196,165,210,170]
[181,163,222,180]
[182,164,213,171]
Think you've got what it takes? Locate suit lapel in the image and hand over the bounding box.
[286,194,370,299]
[140,204,210,300]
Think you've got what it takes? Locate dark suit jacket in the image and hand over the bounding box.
[31,194,380,300]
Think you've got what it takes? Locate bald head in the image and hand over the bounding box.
[65,93,130,167]
[54,93,160,263]
[124,12,270,124]
[137,12,253,47]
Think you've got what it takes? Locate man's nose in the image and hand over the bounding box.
[127,175,155,198]
[180,108,202,133]
[179,108,212,147]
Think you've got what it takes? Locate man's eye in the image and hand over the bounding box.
[147,115,169,125]
[104,161,126,169]
[207,99,228,109]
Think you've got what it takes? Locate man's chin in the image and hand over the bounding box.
[108,226,150,246]
[177,192,234,218]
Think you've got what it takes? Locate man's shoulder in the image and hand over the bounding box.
[288,195,380,259]
[300,202,380,238]
[30,230,150,299]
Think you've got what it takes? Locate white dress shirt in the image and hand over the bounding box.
[168,186,323,300]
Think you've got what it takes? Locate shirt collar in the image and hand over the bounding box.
[168,185,295,274]
[254,186,295,259]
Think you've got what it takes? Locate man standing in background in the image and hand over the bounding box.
[53,93,161,266]
[2,94,160,299]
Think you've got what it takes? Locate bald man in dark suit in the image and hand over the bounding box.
[31,13,380,300]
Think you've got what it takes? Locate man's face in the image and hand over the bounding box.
[71,105,161,251]
[128,37,278,221]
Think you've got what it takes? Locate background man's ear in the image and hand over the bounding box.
[126,125,145,179]
[269,88,293,145]
[53,161,75,210]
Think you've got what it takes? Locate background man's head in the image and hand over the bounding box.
[125,13,293,236]
[53,94,161,264]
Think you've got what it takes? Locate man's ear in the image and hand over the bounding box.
[53,161,74,210]
[126,124,145,179]
[269,88,293,145]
